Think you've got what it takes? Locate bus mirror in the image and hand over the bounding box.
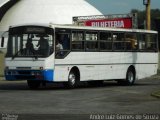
[1,37,4,47]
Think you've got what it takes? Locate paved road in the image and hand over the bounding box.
[0,76,160,120]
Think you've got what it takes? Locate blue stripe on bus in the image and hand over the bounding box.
[5,69,54,82]
[5,75,17,80]
[42,70,54,82]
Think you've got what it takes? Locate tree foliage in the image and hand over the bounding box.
[130,9,160,30]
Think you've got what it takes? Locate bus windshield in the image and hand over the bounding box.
[6,26,54,58]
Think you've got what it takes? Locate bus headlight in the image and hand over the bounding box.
[6,71,18,75]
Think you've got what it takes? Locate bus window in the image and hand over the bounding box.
[113,32,125,50]
[72,31,84,51]
[85,31,98,51]
[99,32,112,51]
[55,32,70,58]
[6,26,54,58]
[0,31,8,48]
[138,33,157,51]
[1,37,4,47]
[56,34,70,49]
[7,34,53,57]
[125,33,137,50]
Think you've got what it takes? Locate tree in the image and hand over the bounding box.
[130,9,160,30]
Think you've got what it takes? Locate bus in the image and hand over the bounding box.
[2,24,158,89]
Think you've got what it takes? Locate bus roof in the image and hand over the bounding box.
[52,24,158,34]
[9,23,158,34]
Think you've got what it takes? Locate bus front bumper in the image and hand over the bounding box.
[5,69,54,82]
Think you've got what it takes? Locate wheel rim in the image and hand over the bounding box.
[68,73,76,86]
[128,71,134,83]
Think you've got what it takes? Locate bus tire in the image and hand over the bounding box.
[27,80,41,89]
[64,69,79,89]
[118,67,135,86]
[126,67,135,85]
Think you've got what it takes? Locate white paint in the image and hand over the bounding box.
[54,52,158,81]
[5,52,158,81]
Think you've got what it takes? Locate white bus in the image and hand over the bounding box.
[2,24,158,89]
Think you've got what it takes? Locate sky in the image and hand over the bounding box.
[87,0,160,14]
[0,0,160,14]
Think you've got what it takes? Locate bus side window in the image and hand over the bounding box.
[145,34,157,51]
[125,33,137,50]
[85,31,98,51]
[56,33,70,50]
[61,34,70,50]
[113,33,125,50]
[100,32,112,51]
[71,31,84,51]
[138,33,157,51]
[55,31,71,59]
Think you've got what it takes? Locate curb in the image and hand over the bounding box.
[151,90,160,98]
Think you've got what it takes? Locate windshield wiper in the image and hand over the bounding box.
[32,54,38,60]
[12,49,39,60]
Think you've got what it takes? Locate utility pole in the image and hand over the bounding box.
[143,0,151,30]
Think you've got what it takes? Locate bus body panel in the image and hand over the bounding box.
[53,52,158,82]
[136,64,158,79]
[6,51,157,82]
[5,53,55,82]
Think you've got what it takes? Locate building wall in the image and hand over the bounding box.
[0,0,102,31]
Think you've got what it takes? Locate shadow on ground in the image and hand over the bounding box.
[0,78,159,91]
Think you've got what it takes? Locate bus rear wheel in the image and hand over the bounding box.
[27,80,41,89]
[126,69,135,85]
[118,67,135,86]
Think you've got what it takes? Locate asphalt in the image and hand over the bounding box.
[151,90,160,98]
[0,76,160,120]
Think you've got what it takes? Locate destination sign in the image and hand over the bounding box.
[25,27,45,33]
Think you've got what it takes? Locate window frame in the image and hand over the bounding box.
[137,32,158,52]
[85,30,99,52]
[71,30,85,52]
[99,31,113,52]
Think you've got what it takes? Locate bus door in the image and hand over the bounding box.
[54,28,71,81]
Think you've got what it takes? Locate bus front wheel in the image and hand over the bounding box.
[64,70,79,88]
[27,80,41,89]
